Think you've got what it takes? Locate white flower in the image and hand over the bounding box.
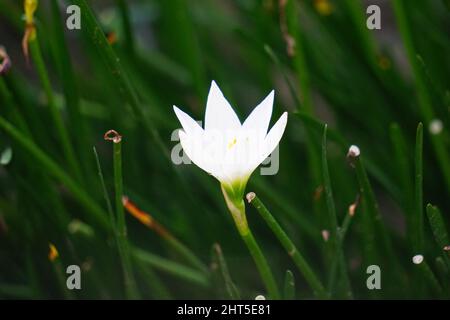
[174,81,287,198]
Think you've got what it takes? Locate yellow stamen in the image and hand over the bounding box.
[48,243,59,262]
[227,137,237,150]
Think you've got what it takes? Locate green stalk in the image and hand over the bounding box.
[414,123,424,253]
[241,230,280,299]
[321,126,352,299]
[93,147,115,230]
[29,37,82,183]
[392,0,450,193]
[109,133,139,299]
[221,186,280,299]
[247,192,327,299]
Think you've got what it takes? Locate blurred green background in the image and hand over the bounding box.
[0,0,449,299]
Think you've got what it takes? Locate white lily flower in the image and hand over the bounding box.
[173,81,288,202]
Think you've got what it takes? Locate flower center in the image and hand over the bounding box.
[227,137,237,150]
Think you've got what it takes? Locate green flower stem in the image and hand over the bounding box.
[247,192,327,299]
[241,229,280,299]
[221,185,280,299]
[109,133,140,299]
[28,37,82,183]
[414,123,424,253]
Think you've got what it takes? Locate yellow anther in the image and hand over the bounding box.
[227,137,237,150]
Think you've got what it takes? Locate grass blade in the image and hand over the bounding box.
[105,130,139,299]
[132,247,210,288]
[246,192,327,299]
[414,123,424,253]
[426,204,450,268]
[29,36,82,182]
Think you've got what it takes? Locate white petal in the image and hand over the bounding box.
[204,81,241,133]
[178,130,219,177]
[173,105,203,136]
[256,112,288,167]
[242,90,274,137]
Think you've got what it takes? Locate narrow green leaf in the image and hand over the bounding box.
[426,204,450,266]
[414,123,424,253]
[247,192,327,299]
[132,247,210,288]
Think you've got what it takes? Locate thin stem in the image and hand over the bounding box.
[221,186,280,299]
[29,37,82,183]
[247,192,327,299]
[414,123,424,253]
[93,147,115,230]
[241,229,280,300]
[108,132,139,299]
